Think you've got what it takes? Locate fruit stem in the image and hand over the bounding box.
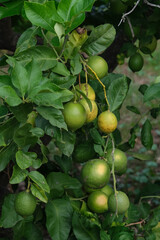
[85,63,110,110]
[72,84,78,102]
[110,134,118,216]
[27,177,31,191]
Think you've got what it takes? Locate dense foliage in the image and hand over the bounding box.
[0,0,160,239]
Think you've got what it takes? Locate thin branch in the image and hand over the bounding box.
[110,134,118,216]
[139,195,160,204]
[126,17,134,38]
[125,219,145,227]
[41,29,60,60]
[118,0,141,26]
[144,0,160,8]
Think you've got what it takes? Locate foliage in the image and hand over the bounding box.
[0,0,160,239]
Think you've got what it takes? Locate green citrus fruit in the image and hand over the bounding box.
[80,99,98,123]
[139,36,157,54]
[87,56,108,79]
[81,159,110,189]
[106,148,127,175]
[87,190,108,213]
[14,191,36,217]
[108,191,130,214]
[110,0,128,15]
[63,102,86,131]
[72,142,96,163]
[98,111,118,134]
[128,53,144,72]
[74,83,96,101]
[101,185,113,197]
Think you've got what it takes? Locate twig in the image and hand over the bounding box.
[84,63,110,110]
[126,17,135,38]
[139,195,160,203]
[41,29,61,60]
[0,69,8,74]
[110,134,118,216]
[118,0,141,26]
[125,219,145,227]
[144,0,160,8]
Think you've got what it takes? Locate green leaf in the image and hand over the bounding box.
[24,1,63,32]
[10,103,33,123]
[54,129,76,157]
[141,119,153,150]
[127,203,140,224]
[13,123,38,147]
[13,220,43,240]
[36,106,67,130]
[30,128,44,138]
[15,46,57,71]
[94,144,104,157]
[26,59,43,96]
[90,128,105,146]
[107,75,128,112]
[52,62,70,77]
[30,82,74,109]
[0,75,12,87]
[100,230,111,240]
[0,135,6,147]
[15,27,38,55]
[0,85,22,106]
[47,172,82,199]
[0,117,19,144]
[16,151,37,170]
[127,151,153,161]
[0,194,23,228]
[70,53,82,75]
[11,61,29,98]
[126,106,140,115]
[72,211,100,240]
[45,199,73,240]
[57,0,95,22]
[144,83,160,102]
[0,0,23,19]
[0,142,17,172]
[31,183,48,203]
[10,165,28,184]
[83,24,116,55]
[29,171,50,193]
[52,75,77,89]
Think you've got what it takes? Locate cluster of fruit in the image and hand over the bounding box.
[81,158,130,215]
[63,55,118,134]
[63,55,130,215]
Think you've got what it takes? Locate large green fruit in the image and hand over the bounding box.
[81,159,110,189]
[128,53,144,72]
[74,83,96,101]
[106,148,127,175]
[87,56,108,79]
[87,190,108,213]
[108,191,130,214]
[14,191,36,217]
[63,102,86,131]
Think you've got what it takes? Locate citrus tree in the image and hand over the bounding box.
[0,0,160,239]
